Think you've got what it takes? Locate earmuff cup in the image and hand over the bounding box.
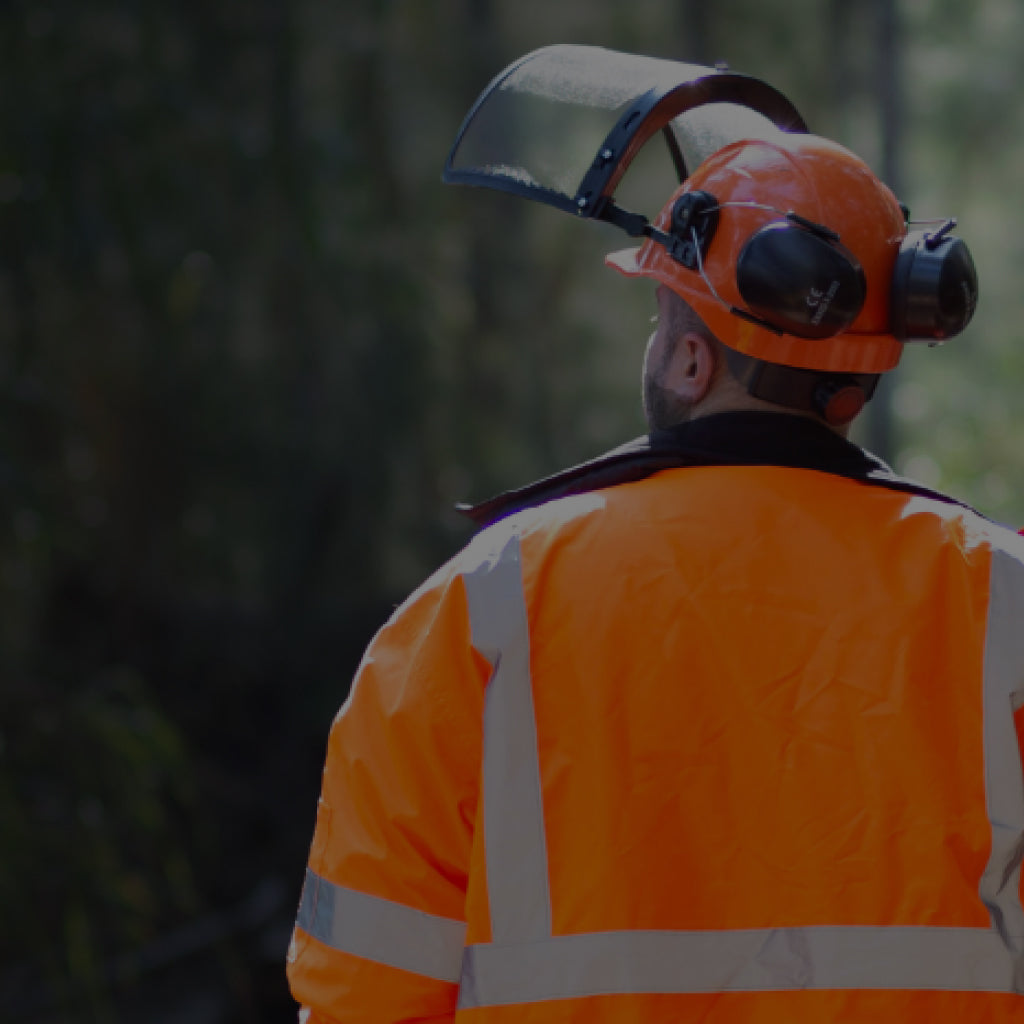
[659,185,976,347]
[890,230,978,341]
[735,222,867,339]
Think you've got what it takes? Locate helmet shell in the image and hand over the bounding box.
[607,134,908,373]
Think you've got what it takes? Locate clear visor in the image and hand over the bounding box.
[444,44,807,219]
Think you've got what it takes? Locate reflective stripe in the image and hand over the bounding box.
[457,925,1018,1008]
[296,868,466,983]
[463,532,552,942]
[981,549,1024,978]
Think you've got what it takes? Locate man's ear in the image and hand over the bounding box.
[666,331,718,402]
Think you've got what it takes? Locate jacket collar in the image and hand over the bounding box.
[459,411,974,529]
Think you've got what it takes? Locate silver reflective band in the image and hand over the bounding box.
[463,531,552,944]
[457,924,1021,1008]
[297,869,466,983]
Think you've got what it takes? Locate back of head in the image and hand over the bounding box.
[607,132,978,423]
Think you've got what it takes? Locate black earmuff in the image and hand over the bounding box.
[662,191,867,339]
[735,221,867,339]
[890,223,978,341]
[660,192,977,346]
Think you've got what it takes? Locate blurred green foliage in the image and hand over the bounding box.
[1,0,1023,1021]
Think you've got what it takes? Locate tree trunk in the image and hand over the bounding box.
[866,0,904,464]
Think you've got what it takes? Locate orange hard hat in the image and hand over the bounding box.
[606,133,910,374]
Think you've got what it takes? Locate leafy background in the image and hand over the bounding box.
[2,1,1021,1021]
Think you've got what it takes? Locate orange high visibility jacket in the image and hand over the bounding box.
[287,414,1024,1022]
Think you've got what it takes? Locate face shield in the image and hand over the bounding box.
[442,44,808,237]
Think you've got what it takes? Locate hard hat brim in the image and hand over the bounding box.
[605,246,645,276]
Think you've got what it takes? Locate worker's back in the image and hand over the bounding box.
[288,459,1024,1022]
[457,463,1024,1020]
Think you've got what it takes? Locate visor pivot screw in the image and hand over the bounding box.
[599,148,614,165]
[577,196,589,211]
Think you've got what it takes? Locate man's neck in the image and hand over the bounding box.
[674,387,853,440]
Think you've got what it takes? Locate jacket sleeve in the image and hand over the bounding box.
[286,560,491,1023]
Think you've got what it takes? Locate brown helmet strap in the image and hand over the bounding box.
[724,348,880,426]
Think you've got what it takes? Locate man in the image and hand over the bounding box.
[287,131,1024,1021]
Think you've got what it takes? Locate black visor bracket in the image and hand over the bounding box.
[573,73,809,220]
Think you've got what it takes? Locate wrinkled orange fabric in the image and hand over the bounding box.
[288,463,1024,1022]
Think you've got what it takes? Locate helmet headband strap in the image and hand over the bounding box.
[724,347,880,425]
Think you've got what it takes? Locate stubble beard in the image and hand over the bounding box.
[642,332,692,432]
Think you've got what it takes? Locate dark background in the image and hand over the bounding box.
[2,1,1020,1021]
